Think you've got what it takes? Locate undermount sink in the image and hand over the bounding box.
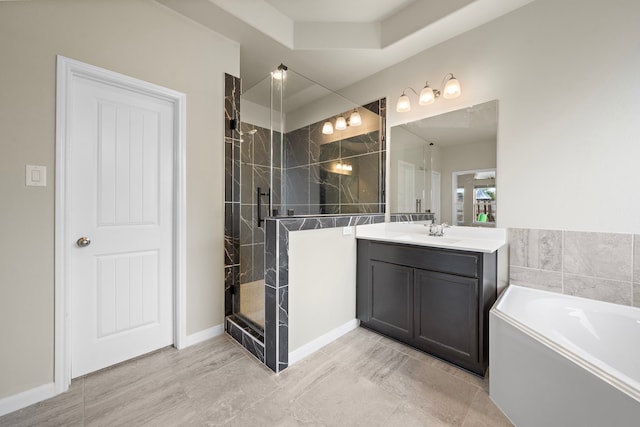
[397,234,462,245]
[355,223,507,253]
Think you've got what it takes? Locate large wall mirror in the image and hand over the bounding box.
[389,100,498,227]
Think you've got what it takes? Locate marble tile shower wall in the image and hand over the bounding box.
[239,122,281,284]
[509,228,640,307]
[225,73,266,363]
[283,99,386,215]
[224,73,241,318]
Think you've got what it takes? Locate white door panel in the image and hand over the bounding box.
[397,160,415,213]
[69,76,174,378]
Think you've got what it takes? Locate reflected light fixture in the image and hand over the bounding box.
[322,120,334,135]
[322,108,362,134]
[396,73,461,112]
[336,162,352,171]
[349,109,362,126]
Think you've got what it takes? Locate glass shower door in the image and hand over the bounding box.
[233,69,284,334]
[232,64,385,336]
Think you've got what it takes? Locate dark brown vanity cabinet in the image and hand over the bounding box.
[356,239,497,376]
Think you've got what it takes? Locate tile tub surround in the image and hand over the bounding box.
[509,228,639,306]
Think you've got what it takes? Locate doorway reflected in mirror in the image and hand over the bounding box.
[453,169,496,227]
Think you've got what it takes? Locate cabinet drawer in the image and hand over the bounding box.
[368,241,479,278]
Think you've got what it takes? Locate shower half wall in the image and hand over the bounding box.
[224,69,387,371]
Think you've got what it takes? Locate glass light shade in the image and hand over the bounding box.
[335,116,347,130]
[272,69,285,80]
[419,85,435,105]
[443,76,461,99]
[396,94,411,112]
[349,110,362,126]
[322,121,334,134]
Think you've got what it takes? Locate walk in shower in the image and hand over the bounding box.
[224,66,386,369]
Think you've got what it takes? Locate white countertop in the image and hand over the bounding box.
[355,222,507,253]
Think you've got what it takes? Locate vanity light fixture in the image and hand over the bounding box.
[322,108,363,134]
[396,73,461,112]
[322,120,334,134]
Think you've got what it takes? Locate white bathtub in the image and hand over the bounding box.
[490,285,640,427]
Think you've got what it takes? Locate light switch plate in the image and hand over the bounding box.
[343,226,353,236]
[26,165,46,187]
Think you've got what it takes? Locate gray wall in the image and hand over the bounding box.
[341,0,640,234]
[0,0,239,398]
[338,0,640,302]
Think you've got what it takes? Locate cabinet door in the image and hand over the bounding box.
[367,261,414,341]
[414,269,478,365]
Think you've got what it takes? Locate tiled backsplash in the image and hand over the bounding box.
[509,228,639,307]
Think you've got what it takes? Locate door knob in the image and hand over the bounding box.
[76,237,91,247]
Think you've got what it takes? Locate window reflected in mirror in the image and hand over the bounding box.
[454,169,496,227]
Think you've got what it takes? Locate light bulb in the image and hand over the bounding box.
[335,116,347,130]
[419,83,435,105]
[322,121,334,134]
[396,93,411,112]
[272,69,285,80]
[349,109,362,126]
[443,75,461,99]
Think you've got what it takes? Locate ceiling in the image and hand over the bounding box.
[264,0,416,23]
[158,0,533,99]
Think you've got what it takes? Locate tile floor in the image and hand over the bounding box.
[0,327,513,426]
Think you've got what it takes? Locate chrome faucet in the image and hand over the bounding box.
[426,222,448,236]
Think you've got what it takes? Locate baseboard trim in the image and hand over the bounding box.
[183,323,224,348]
[0,324,224,417]
[288,319,360,366]
[0,382,56,417]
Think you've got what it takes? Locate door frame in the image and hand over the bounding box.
[54,56,187,393]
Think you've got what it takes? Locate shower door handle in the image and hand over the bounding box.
[256,187,270,228]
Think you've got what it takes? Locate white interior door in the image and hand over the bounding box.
[69,74,175,378]
[397,160,415,212]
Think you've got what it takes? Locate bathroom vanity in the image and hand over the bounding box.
[355,223,506,376]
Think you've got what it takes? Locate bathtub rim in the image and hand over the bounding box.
[491,284,640,404]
